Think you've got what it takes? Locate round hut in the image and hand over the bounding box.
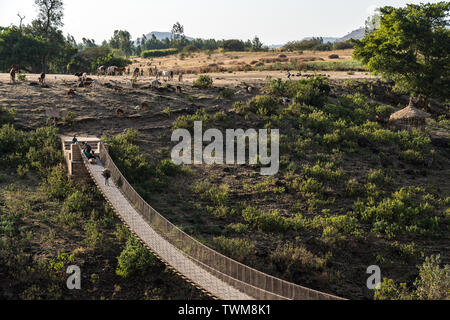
[389,98,431,130]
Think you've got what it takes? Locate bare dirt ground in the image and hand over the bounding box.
[0,70,375,137]
[130,49,357,71]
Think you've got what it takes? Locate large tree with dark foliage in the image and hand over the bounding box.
[353,2,450,108]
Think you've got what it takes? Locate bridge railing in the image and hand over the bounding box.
[97,144,344,300]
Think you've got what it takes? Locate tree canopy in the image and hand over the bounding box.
[353,2,450,104]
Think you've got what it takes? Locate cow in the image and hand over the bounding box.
[39,72,46,85]
[107,66,118,76]
[116,67,126,75]
[157,70,174,82]
[97,66,106,76]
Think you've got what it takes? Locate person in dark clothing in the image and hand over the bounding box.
[86,143,92,153]
[83,150,92,159]
[102,169,111,186]
[72,135,78,144]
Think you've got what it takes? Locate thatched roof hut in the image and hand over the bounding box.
[389,98,431,130]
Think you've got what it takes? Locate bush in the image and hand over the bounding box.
[157,159,180,177]
[41,165,75,200]
[141,48,178,58]
[355,187,443,238]
[242,207,289,233]
[294,76,331,107]
[62,191,92,215]
[221,39,246,51]
[213,237,256,264]
[246,95,280,116]
[193,182,229,206]
[103,129,156,185]
[218,88,235,99]
[173,108,210,130]
[193,75,213,88]
[0,107,15,125]
[270,243,325,278]
[116,236,160,278]
[333,40,354,50]
[91,52,131,73]
[375,255,450,300]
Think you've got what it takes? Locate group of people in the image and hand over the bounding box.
[72,135,111,186]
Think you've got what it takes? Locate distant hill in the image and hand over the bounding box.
[336,27,365,42]
[302,36,340,43]
[143,31,195,41]
[301,27,366,44]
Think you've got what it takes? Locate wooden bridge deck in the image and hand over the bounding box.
[83,156,253,300]
[62,136,345,301]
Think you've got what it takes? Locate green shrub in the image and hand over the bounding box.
[141,48,178,58]
[302,161,344,182]
[294,76,331,107]
[84,218,105,250]
[157,160,180,177]
[103,129,156,185]
[116,236,160,278]
[62,191,92,215]
[193,182,229,206]
[270,243,325,278]
[311,215,361,242]
[213,237,256,264]
[193,75,213,88]
[246,95,280,116]
[218,88,235,99]
[295,178,324,196]
[376,105,395,118]
[355,187,443,238]
[41,165,75,200]
[0,107,15,125]
[346,178,362,198]
[242,207,289,233]
[375,255,450,300]
[173,108,210,130]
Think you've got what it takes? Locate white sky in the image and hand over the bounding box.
[0,0,443,45]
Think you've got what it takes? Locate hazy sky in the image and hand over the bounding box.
[0,0,443,44]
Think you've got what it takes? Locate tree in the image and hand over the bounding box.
[171,22,184,41]
[0,27,46,72]
[222,39,246,51]
[251,36,263,52]
[109,30,133,57]
[31,0,66,72]
[33,0,64,34]
[17,13,26,29]
[353,2,450,108]
[364,9,381,35]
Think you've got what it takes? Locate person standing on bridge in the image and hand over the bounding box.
[102,168,111,186]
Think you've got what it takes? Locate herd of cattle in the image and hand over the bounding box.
[8,64,181,84]
[96,65,178,82]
